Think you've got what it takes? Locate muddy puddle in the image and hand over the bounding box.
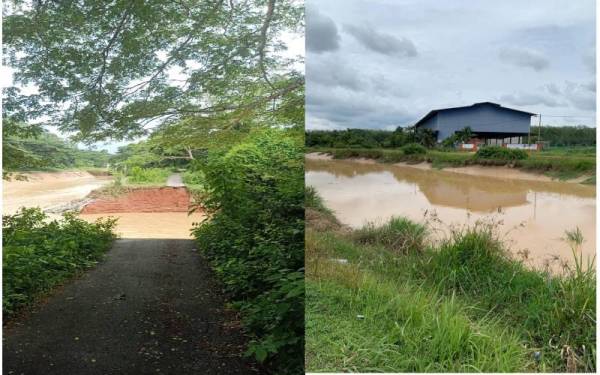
[3,171,112,215]
[306,156,596,271]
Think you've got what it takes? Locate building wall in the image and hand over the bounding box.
[431,104,532,141]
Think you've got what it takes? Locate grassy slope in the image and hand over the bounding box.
[307,147,596,181]
[305,188,596,372]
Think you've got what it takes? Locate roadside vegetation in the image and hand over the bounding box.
[3,208,117,316]
[305,189,596,372]
[193,129,304,373]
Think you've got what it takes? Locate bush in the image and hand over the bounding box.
[127,166,170,184]
[353,217,427,255]
[3,208,117,315]
[401,143,427,155]
[192,129,304,374]
[475,146,528,161]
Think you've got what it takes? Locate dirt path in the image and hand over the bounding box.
[3,239,258,375]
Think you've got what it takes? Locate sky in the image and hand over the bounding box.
[305,0,596,130]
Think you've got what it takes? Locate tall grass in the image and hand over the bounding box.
[305,191,596,372]
[353,217,427,255]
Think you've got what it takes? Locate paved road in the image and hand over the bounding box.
[166,173,185,187]
[3,239,258,375]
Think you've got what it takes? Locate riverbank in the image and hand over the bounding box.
[305,188,595,372]
[306,147,596,184]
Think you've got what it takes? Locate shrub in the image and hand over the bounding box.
[127,166,170,184]
[401,143,427,155]
[3,208,117,315]
[475,146,528,161]
[192,129,304,374]
[353,217,427,254]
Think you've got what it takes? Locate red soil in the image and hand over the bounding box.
[81,187,191,214]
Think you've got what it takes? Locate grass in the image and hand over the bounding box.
[305,188,596,372]
[308,147,596,181]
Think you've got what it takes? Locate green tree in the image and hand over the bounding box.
[4,0,303,143]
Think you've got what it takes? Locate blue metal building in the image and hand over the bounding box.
[414,102,536,144]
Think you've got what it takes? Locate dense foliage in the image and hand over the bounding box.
[530,125,596,146]
[3,208,117,315]
[475,146,529,160]
[126,166,171,185]
[401,143,427,155]
[307,125,596,149]
[4,0,303,141]
[192,129,304,374]
[306,127,435,149]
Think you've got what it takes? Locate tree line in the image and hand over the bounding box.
[306,125,596,149]
[3,122,110,176]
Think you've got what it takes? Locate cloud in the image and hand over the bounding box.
[343,24,417,57]
[306,58,364,91]
[499,92,563,107]
[306,8,341,53]
[498,47,549,71]
[563,81,595,110]
[543,83,561,96]
[306,85,415,130]
[306,0,594,130]
[582,51,595,73]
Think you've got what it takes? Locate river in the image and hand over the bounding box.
[306,154,596,271]
[3,171,203,239]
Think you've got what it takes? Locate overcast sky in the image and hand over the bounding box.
[306,0,596,130]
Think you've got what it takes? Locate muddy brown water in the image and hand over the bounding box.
[306,155,596,271]
[3,171,204,238]
[2,171,112,215]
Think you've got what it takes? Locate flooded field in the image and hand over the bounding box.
[306,155,596,270]
[3,171,112,215]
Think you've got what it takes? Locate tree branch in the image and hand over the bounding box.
[93,8,132,91]
[257,0,276,89]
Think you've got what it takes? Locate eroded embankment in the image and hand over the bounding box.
[81,187,191,214]
[79,187,204,239]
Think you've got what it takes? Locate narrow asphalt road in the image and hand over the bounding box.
[3,239,259,375]
[166,173,185,187]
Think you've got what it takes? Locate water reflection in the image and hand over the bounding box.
[306,157,596,270]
